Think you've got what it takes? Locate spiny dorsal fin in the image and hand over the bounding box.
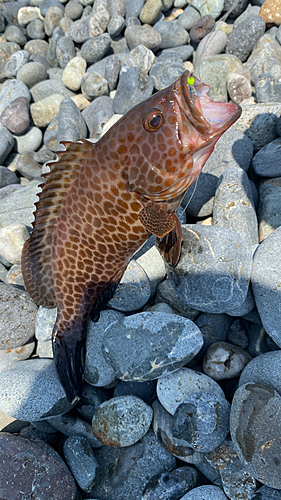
[21,139,94,307]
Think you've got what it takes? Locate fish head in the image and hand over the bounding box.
[108,70,241,203]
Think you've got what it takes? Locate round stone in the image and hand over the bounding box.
[180,485,228,499]
[203,341,252,380]
[189,15,216,43]
[16,61,47,89]
[258,177,281,241]
[26,18,45,39]
[92,395,153,446]
[4,25,27,46]
[125,25,162,51]
[226,15,266,62]
[139,0,162,25]
[113,66,153,113]
[55,35,75,68]
[108,259,151,312]
[4,49,29,79]
[81,72,109,101]
[80,33,111,64]
[30,94,65,127]
[0,223,29,265]
[63,436,99,492]
[227,71,252,104]
[153,20,189,49]
[142,467,198,500]
[0,96,30,135]
[149,60,186,90]
[62,56,86,91]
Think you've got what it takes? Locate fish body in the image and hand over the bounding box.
[21,71,241,403]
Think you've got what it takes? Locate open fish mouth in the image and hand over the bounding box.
[174,71,242,148]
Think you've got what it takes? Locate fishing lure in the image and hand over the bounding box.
[22,71,241,403]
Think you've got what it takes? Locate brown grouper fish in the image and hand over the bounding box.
[21,71,241,403]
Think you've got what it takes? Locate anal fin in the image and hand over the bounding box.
[139,204,176,238]
[156,213,183,266]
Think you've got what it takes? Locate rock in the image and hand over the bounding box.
[4,49,29,79]
[139,0,162,24]
[172,391,230,452]
[234,102,281,151]
[252,225,281,346]
[81,95,113,140]
[43,116,59,151]
[252,138,281,177]
[30,94,65,127]
[55,35,75,69]
[149,59,186,90]
[102,312,203,382]
[245,34,281,85]
[30,78,74,102]
[0,341,35,373]
[27,18,46,39]
[226,71,252,104]
[113,66,153,113]
[61,56,86,92]
[108,14,126,36]
[0,166,18,189]
[259,0,281,25]
[13,126,43,154]
[230,382,281,488]
[108,259,151,312]
[189,15,216,43]
[0,97,30,135]
[65,0,83,20]
[156,367,225,415]
[80,33,111,64]
[177,5,201,30]
[24,39,49,59]
[226,15,266,62]
[87,54,121,91]
[17,6,43,26]
[156,278,199,320]
[255,73,281,103]
[180,485,228,499]
[0,78,31,116]
[63,436,99,492]
[4,25,27,46]
[194,313,232,360]
[165,225,252,314]
[0,358,75,420]
[89,9,110,37]
[142,467,198,500]
[81,72,109,101]
[203,341,251,380]
[258,177,281,241]
[75,383,109,422]
[0,223,29,265]
[213,166,258,245]
[16,152,42,179]
[195,54,243,101]
[125,25,162,51]
[17,61,47,89]
[136,244,166,296]
[56,97,87,150]
[0,129,15,165]
[92,395,153,446]
[188,0,224,19]
[193,31,228,69]
[114,379,156,406]
[44,6,64,36]
[0,433,76,500]
[252,486,281,499]
[154,20,189,49]
[88,430,176,500]
[239,351,281,394]
[47,413,103,448]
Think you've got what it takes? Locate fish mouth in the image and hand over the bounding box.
[174,71,242,148]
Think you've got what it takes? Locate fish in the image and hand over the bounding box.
[21,70,241,403]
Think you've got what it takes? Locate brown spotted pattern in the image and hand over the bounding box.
[22,71,241,402]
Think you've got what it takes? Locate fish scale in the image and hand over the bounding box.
[22,71,241,403]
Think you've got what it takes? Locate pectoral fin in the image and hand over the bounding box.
[156,213,183,266]
[139,204,176,238]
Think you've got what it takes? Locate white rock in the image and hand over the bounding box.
[0,223,29,265]
[62,56,87,91]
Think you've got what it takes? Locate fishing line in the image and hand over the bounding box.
[180,175,200,217]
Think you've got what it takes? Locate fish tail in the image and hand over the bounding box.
[52,318,87,404]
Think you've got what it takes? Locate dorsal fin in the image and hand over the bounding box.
[21,139,93,307]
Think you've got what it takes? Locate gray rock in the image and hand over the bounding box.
[4,49,29,78]
[30,77,75,102]
[17,60,47,89]
[157,45,194,62]
[136,244,166,296]
[252,485,281,499]
[252,226,281,348]
[34,145,56,165]
[16,152,42,180]
[27,18,46,39]
[0,433,76,500]
[56,35,76,68]
[44,5,64,36]
[172,391,230,452]
[108,259,151,312]
[85,309,124,387]
[63,436,99,491]
[102,312,203,382]
[0,358,75,421]
[56,97,87,150]
[213,166,258,245]
[230,382,281,489]
[227,71,252,104]
[114,379,156,406]
[44,116,59,151]
[149,60,186,90]
[183,128,253,217]
[194,313,232,360]
[88,429,176,500]
[188,0,224,18]
[153,20,189,49]
[92,395,153,446]
[125,0,145,18]
[156,367,225,416]
[0,282,37,349]
[203,341,251,380]
[0,179,41,228]
[142,467,198,500]
[226,15,266,62]
[165,225,252,314]
[139,0,162,25]
[47,413,103,448]
[107,0,126,17]
[246,34,281,85]
[193,31,228,70]
[65,14,92,43]
[65,0,83,20]
[152,399,201,463]
[156,278,199,320]
[4,25,27,45]
[0,97,30,135]
[35,305,57,343]
[0,78,31,116]
[87,54,121,91]
[113,66,153,114]
[177,5,201,30]
[181,485,228,499]
[0,166,18,189]
[13,126,42,154]
[81,95,113,140]
[81,33,111,64]
[39,0,65,17]
[76,383,109,422]
[47,25,64,67]
[0,341,35,373]
[258,177,281,241]
[252,138,281,178]
[239,351,281,394]
[227,318,249,350]
[0,42,21,82]
[0,129,15,165]
[108,14,126,36]
[81,71,109,101]
[255,73,281,103]
[24,39,49,59]
[125,25,162,51]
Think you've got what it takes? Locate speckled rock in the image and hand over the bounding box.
[44,6,64,36]
[172,391,230,452]
[258,177,281,241]
[0,358,75,420]
[0,282,37,350]
[196,53,243,101]
[24,39,49,59]
[87,430,176,500]
[81,71,109,101]
[4,49,29,78]
[65,15,92,43]
[30,94,65,127]
[89,9,110,38]
[259,0,281,25]
[252,485,281,499]
[142,467,198,500]
[165,225,252,314]
[62,56,86,91]
[85,309,124,387]
[230,382,281,488]
[252,226,281,348]
[55,35,76,68]
[18,6,43,26]
[102,312,203,382]
[149,59,186,90]
[92,395,153,446]
[125,25,162,51]
[252,138,281,178]
[255,73,281,103]
[56,97,87,151]
[156,367,225,416]
[226,71,252,104]
[181,485,228,499]
[0,97,30,135]
[108,259,151,312]
[0,433,76,500]
[213,166,258,245]
[125,0,145,18]
[154,20,189,49]
[226,15,265,62]
[203,341,251,380]
[81,33,111,64]
[113,66,153,113]
[65,0,83,20]
[63,436,99,492]
[245,34,281,84]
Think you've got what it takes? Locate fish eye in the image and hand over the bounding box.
[142,109,164,132]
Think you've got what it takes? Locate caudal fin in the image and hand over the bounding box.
[52,321,87,404]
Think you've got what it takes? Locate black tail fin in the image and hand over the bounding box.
[52,322,87,404]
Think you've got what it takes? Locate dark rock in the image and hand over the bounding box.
[153,20,189,49]
[0,129,15,165]
[0,97,30,135]
[149,60,186,90]
[113,66,153,113]
[142,467,198,500]
[114,379,156,405]
[81,33,112,64]
[56,97,88,151]
[81,95,113,140]
[0,166,19,189]
[194,313,232,360]
[189,15,216,43]
[226,15,266,62]
[47,414,103,448]
[125,25,162,51]
[63,436,99,492]
[56,35,76,68]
